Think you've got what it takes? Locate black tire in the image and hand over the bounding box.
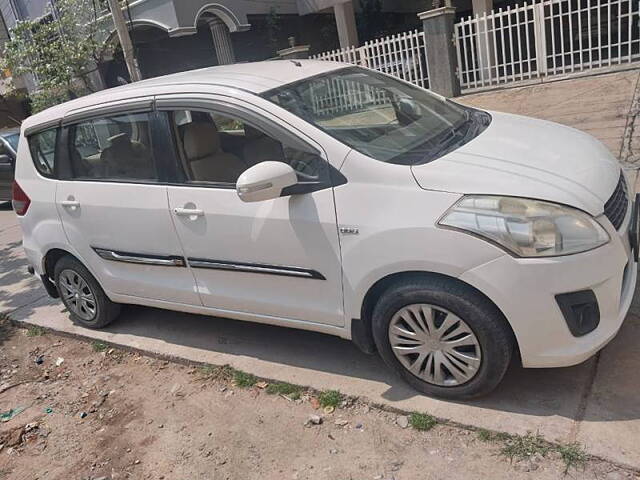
[54,255,121,329]
[372,276,513,399]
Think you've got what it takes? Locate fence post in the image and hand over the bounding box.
[533,2,548,75]
[418,4,461,97]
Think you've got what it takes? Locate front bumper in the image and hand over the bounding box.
[460,210,637,368]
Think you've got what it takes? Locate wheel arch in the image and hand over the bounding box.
[43,248,80,281]
[354,271,520,360]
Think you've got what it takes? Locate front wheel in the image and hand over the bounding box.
[54,256,121,329]
[372,277,513,399]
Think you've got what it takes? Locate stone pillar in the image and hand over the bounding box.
[472,0,495,82]
[334,1,359,48]
[278,37,311,60]
[418,5,460,97]
[207,17,235,65]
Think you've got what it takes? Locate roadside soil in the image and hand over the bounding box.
[0,319,635,480]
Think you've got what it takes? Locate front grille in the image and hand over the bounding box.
[604,173,629,230]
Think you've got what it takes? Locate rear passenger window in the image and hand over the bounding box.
[67,112,156,181]
[28,128,57,177]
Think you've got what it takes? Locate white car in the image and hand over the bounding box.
[13,61,638,399]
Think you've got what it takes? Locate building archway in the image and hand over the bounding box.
[100,22,224,86]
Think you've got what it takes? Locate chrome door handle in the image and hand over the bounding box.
[61,200,80,208]
[173,207,204,217]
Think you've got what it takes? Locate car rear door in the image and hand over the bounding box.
[55,100,200,305]
[156,95,346,327]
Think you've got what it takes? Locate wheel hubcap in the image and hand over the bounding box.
[59,269,97,321]
[388,304,482,387]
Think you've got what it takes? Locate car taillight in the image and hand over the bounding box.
[12,181,30,216]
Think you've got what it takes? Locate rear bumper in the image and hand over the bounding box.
[461,213,636,368]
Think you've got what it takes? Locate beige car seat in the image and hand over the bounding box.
[183,123,246,183]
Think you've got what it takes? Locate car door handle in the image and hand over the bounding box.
[173,207,204,217]
[60,200,80,208]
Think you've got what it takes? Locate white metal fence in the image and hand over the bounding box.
[312,30,430,88]
[455,0,640,91]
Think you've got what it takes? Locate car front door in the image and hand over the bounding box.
[0,141,15,201]
[55,103,200,305]
[158,97,345,327]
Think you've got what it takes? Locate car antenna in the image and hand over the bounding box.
[290,60,302,67]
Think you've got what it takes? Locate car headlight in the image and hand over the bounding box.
[438,195,610,257]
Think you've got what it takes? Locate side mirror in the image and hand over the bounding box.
[0,154,11,165]
[236,161,298,203]
[396,97,422,123]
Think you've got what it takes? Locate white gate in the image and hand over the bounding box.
[312,30,430,88]
[455,0,640,91]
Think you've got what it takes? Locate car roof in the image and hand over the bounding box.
[22,60,347,133]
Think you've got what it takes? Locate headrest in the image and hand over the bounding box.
[183,122,221,160]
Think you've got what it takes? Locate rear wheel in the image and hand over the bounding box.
[372,276,513,399]
[54,256,121,329]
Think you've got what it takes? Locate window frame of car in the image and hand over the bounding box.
[57,99,167,185]
[26,94,347,193]
[154,95,343,193]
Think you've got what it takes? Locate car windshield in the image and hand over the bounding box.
[262,67,489,165]
[3,133,19,152]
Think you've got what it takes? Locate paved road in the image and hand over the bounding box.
[1,202,639,469]
[2,70,640,469]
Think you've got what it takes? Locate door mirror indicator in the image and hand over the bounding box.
[236,161,298,203]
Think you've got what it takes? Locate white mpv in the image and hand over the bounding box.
[14,61,638,399]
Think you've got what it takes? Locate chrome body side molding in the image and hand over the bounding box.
[92,247,186,267]
[187,258,326,280]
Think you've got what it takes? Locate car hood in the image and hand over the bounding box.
[410,111,621,216]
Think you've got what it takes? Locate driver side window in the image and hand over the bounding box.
[168,109,325,186]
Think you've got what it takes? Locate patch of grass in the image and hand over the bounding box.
[496,431,588,474]
[197,364,218,377]
[196,364,235,381]
[266,382,302,400]
[91,340,108,352]
[26,325,46,337]
[557,442,588,473]
[500,432,551,462]
[318,390,342,408]
[233,369,257,388]
[477,428,512,442]
[409,412,437,431]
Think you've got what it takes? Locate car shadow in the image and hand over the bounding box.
[91,279,640,424]
[0,211,50,331]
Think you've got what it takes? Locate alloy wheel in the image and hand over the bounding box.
[58,269,98,322]
[388,303,482,386]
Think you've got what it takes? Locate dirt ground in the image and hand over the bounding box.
[0,320,635,480]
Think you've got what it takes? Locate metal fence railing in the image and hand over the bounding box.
[312,29,430,88]
[455,0,640,91]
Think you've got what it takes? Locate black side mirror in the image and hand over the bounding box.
[0,154,12,165]
[396,98,422,124]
